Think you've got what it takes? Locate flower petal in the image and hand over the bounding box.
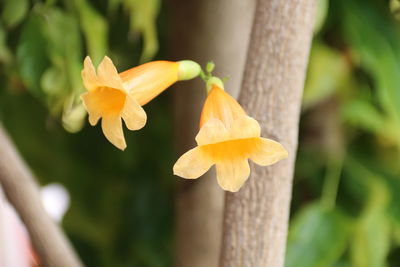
[81,56,98,90]
[173,147,214,179]
[81,92,101,125]
[121,95,147,130]
[200,86,246,128]
[101,115,126,150]
[250,138,288,166]
[216,159,250,192]
[97,56,124,90]
[231,116,261,139]
[195,118,229,146]
[88,113,101,126]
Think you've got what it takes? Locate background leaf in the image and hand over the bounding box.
[285,204,349,267]
[16,14,49,99]
[345,158,391,267]
[74,0,108,65]
[123,0,160,63]
[303,42,350,110]
[1,0,29,28]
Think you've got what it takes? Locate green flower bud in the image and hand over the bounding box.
[206,61,215,74]
[177,60,201,81]
[206,76,224,92]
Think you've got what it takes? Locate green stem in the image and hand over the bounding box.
[321,157,344,211]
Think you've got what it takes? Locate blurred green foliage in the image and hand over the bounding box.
[0,0,160,133]
[287,0,400,266]
[0,0,171,266]
[2,0,400,266]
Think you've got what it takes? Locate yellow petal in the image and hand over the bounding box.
[173,147,214,179]
[81,56,98,90]
[216,159,250,192]
[81,86,127,116]
[250,138,288,166]
[101,115,126,150]
[230,116,261,139]
[200,85,246,128]
[195,118,229,146]
[121,95,147,130]
[81,92,101,125]
[88,113,101,126]
[97,56,124,90]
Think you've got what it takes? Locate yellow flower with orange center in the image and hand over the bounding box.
[173,82,288,192]
[81,56,200,150]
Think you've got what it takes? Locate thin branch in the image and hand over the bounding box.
[0,124,83,267]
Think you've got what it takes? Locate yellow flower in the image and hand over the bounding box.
[173,84,288,192]
[81,56,200,150]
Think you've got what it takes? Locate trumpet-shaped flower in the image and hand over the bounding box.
[173,84,288,192]
[81,56,200,150]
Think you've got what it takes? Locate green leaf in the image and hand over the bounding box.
[350,181,390,267]
[124,0,160,63]
[16,14,49,98]
[303,42,349,110]
[74,0,108,65]
[394,224,400,245]
[40,7,85,129]
[390,0,400,20]
[385,176,400,240]
[341,90,400,147]
[376,170,400,249]
[341,0,400,128]
[341,99,386,134]
[1,0,29,28]
[285,203,348,267]
[41,66,66,96]
[0,22,12,63]
[344,157,391,267]
[42,8,83,91]
[333,261,352,267]
[314,0,329,34]
[108,0,123,14]
[17,7,86,131]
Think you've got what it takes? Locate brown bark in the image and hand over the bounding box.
[219,1,316,267]
[0,125,83,267]
[171,1,255,267]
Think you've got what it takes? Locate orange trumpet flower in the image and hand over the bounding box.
[81,56,200,150]
[173,82,288,192]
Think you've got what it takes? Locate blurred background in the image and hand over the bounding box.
[1,0,400,266]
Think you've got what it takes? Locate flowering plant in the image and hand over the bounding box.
[81,59,287,191]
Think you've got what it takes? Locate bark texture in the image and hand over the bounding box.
[171,1,255,267]
[0,125,83,267]
[219,1,316,267]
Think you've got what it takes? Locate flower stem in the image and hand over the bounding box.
[321,157,343,211]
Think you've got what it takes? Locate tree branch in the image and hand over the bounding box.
[0,124,83,267]
[219,1,316,266]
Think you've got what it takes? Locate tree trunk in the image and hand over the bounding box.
[171,1,255,267]
[219,1,316,267]
[0,125,83,267]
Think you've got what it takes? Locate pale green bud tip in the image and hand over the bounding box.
[177,60,201,81]
[206,77,224,92]
[206,61,215,73]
